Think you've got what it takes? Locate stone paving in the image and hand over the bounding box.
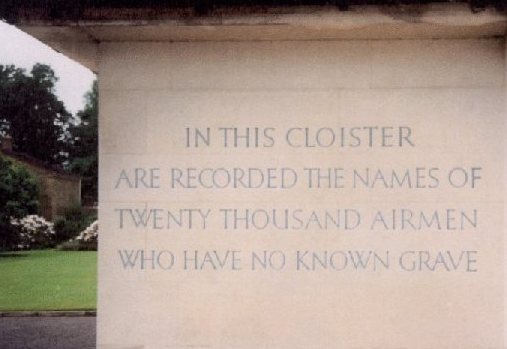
[0,316,95,349]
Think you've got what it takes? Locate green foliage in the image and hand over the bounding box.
[0,156,39,250]
[54,206,96,243]
[0,158,38,218]
[0,64,71,165]
[68,80,98,204]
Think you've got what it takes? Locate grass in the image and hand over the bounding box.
[0,249,97,311]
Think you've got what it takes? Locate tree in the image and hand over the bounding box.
[0,156,39,250]
[68,80,98,204]
[0,64,72,165]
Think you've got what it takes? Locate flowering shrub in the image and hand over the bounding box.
[76,220,98,244]
[58,220,98,251]
[10,215,56,250]
[54,206,96,243]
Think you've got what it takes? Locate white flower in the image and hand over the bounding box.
[72,220,99,244]
[10,214,56,249]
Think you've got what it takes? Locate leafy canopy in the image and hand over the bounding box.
[68,80,98,203]
[0,64,71,165]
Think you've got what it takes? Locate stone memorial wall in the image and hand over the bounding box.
[98,38,505,348]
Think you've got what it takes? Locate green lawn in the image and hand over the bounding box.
[0,250,97,311]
